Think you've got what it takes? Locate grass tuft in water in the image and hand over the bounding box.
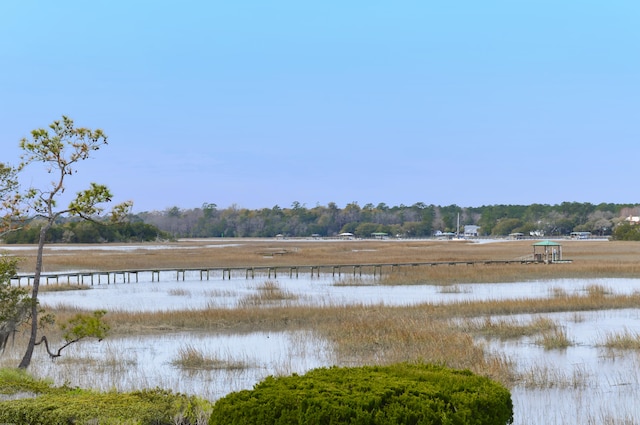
[171,345,252,371]
[439,284,471,294]
[599,329,640,350]
[332,277,374,287]
[584,284,612,297]
[168,288,191,296]
[460,316,557,340]
[239,281,298,306]
[536,327,572,350]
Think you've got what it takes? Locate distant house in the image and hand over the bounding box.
[509,232,525,240]
[434,231,456,240]
[463,225,480,238]
[570,231,591,239]
[625,216,640,224]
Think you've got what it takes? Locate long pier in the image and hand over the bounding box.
[10,258,549,286]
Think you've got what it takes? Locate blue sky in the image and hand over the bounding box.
[1,1,639,213]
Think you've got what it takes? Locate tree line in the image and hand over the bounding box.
[5,201,640,243]
[1,219,165,244]
[131,201,640,240]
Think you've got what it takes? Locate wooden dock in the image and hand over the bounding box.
[10,258,551,286]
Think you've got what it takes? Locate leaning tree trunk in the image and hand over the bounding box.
[18,226,48,369]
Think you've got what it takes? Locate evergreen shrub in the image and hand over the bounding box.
[0,369,212,425]
[209,363,513,425]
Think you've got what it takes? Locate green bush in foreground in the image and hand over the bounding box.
[0,368,54,396]
[0,368,212,424]
[210,363,513,425]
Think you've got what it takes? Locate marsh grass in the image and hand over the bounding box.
[238,281,299,306]
[168,288,192,296]
[13,239,640,283]
[203,289,237,297]
[378,261,640,286]
[255,280,284,292]
[332,277,374,287]
[7,239,640,423]
[439,284,471,294]
[517,363,591,389]
[460,317,557,340]
[570,312,585,323]
[316,307,511,379]
[584,284,613,297]
[85,290,640,339]
[536,327,572,350]
[36,283,92,292]
[599,329,640,350]
[550,286,569,298]
[585,414,638,425]
[171,345,252,371]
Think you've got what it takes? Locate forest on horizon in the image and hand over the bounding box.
[4,201,640,243]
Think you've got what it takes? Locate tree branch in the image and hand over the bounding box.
[34,335,81,359]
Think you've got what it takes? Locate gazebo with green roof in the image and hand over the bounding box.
[532,240,563,263]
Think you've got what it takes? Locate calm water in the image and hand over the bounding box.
[38,270,640,310]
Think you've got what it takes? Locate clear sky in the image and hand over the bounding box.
[1,1,639,213]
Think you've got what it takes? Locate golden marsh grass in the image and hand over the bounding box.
[458,317,558,340]
[238,280,299,306]
[9,239,640,283]
[65,291,640,338]
[170,345,253,371]
[37,283,92,292]
[517,364,591,389]
[38,289,640,388]
[599,329,640,350]
[168,288,192,296]
[535,327,572,350]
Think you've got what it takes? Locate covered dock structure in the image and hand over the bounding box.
[532,240,564,263]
